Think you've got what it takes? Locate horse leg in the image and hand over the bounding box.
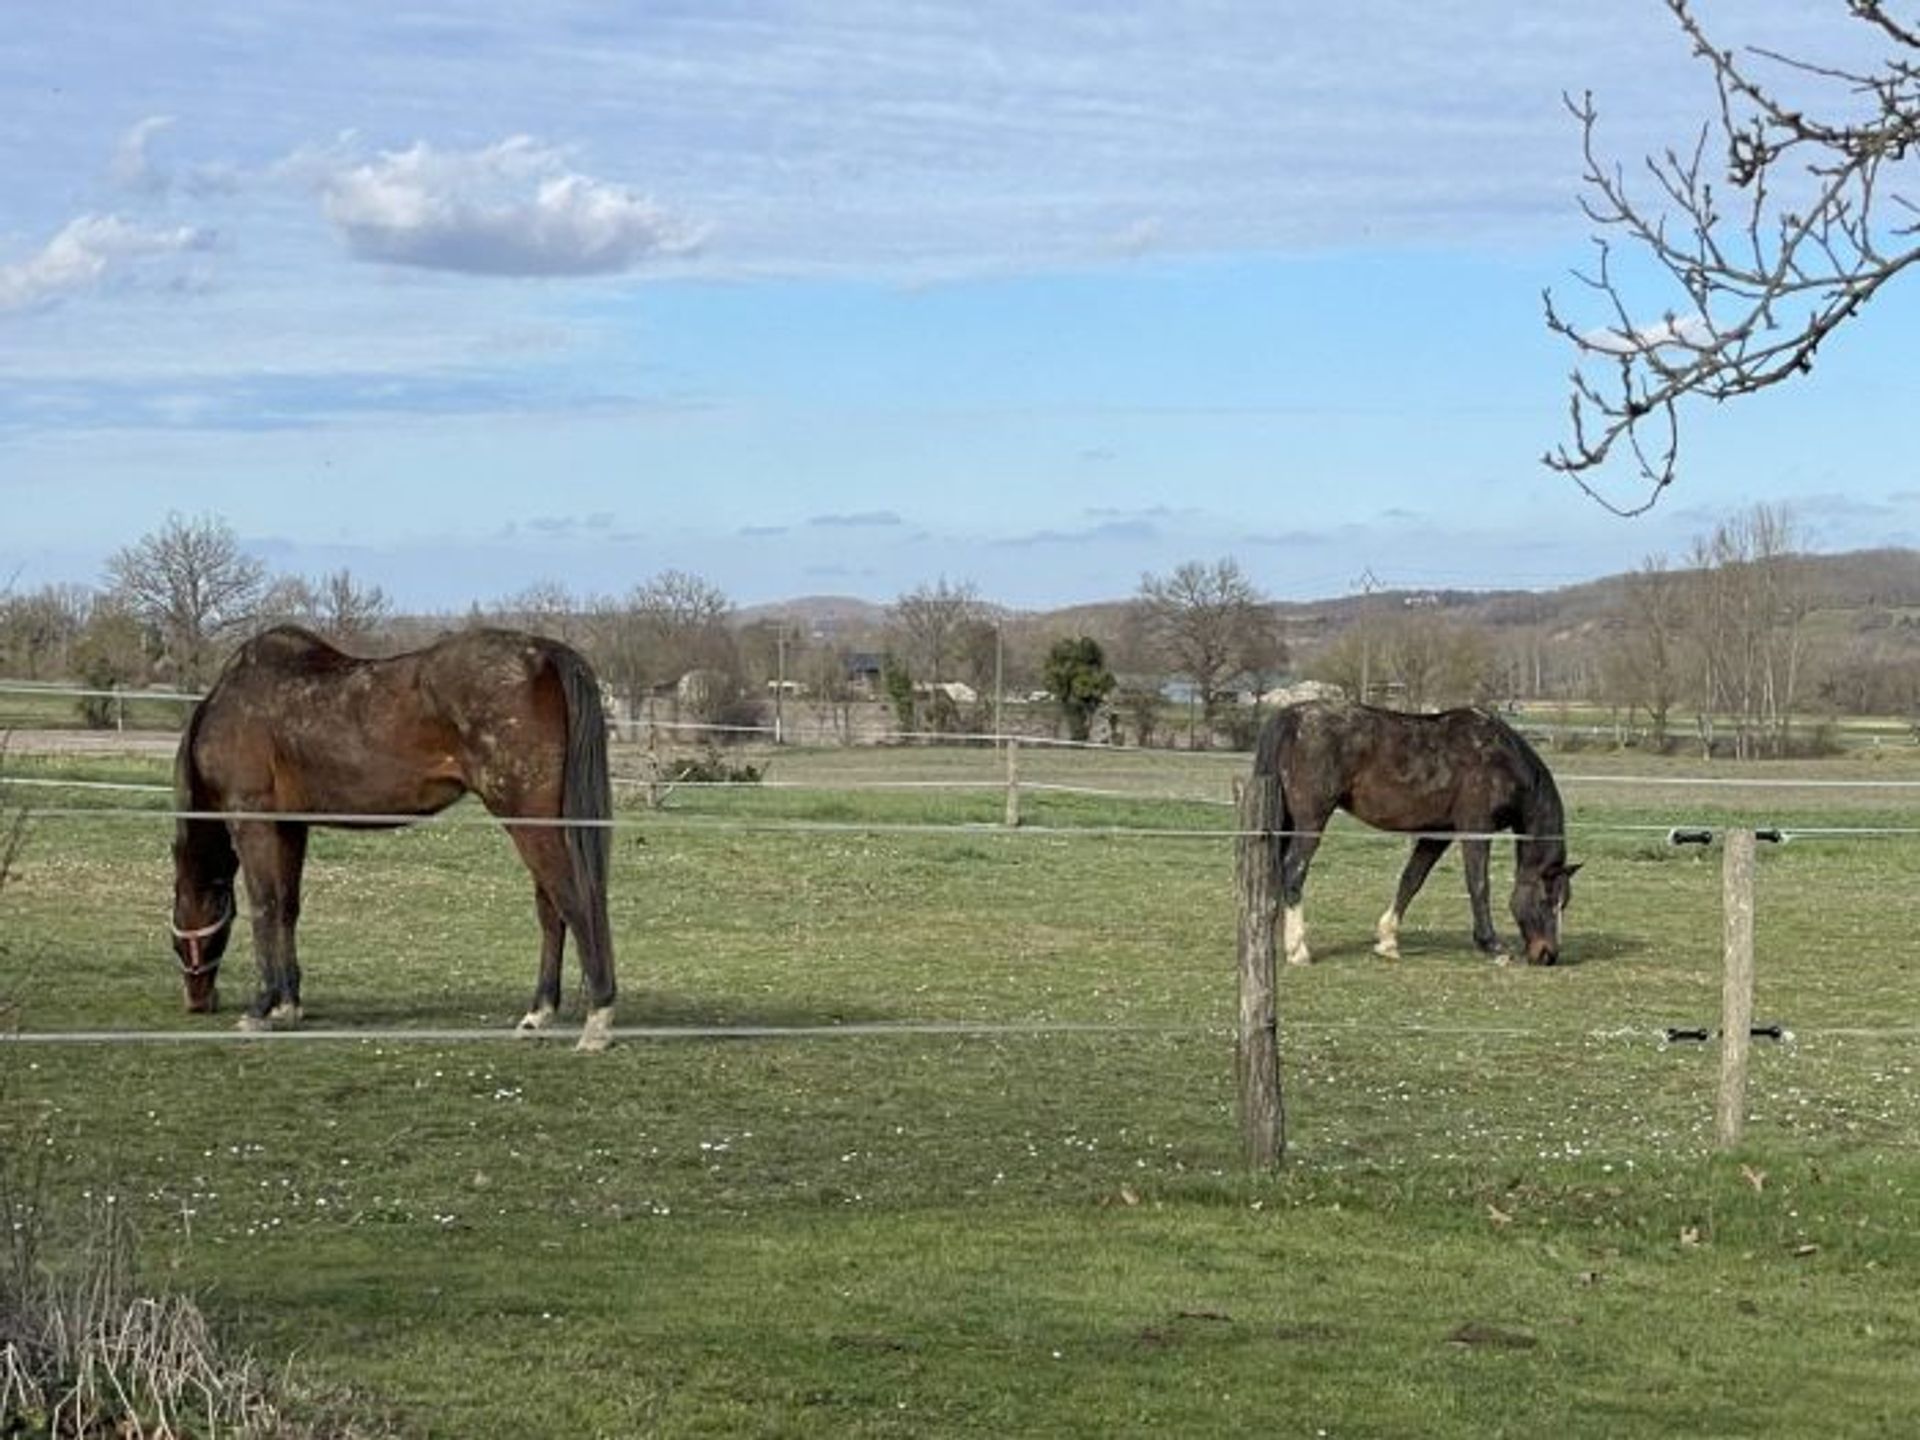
[1460,838,1509,963]
[1377,836,1450,959]
[232,821,308,1030]
[514,882,566,1033]
[503,824,616,1050]
[1278,810,1326,967]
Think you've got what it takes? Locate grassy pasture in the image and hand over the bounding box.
[3,741,1920,1436]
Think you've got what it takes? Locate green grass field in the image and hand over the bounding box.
[3,741,1919,1436]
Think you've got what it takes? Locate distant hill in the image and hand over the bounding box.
[730,549,1920,657]
[735,595,889,636]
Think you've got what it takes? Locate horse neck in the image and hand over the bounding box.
[173,722,237,899]
[1514,771,1566,871]
[174,815,237,899]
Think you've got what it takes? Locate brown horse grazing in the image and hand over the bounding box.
[170,625,618,1050]
[1251,700,1578,967]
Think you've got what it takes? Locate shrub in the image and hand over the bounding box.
[666,746,764,785]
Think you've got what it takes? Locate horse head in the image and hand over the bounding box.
[1511,859,1579,965]
[170,831,237,1012]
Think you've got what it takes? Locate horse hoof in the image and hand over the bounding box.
[575,1006,615,1053]
[515,1006,556,1034]
[235,1013,268,1033]
[1373,911,1400,960]
[1285,949,1314,968]
[267,1001,303,1027]
[1491,951,1515,968]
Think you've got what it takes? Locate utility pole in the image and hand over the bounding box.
[1355,567,1382,704]
[774,624,788,745]
[994,620,1004,743]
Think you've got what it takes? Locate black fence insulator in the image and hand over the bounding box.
[1665,827,1785,848]
[1664,1023,1784,1043]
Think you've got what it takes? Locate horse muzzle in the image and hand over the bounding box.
[1525,937,1560,966]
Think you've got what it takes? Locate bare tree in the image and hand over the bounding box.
[261,569,392,646]
[802,643,863,743]
[1377,610,1494,711]
[594,570,737,721]
[104,513,266,687]
[1134,558,1270,746]
[889,578,982,685]
[1546,1,1920,509]
[633,570,733,676]
[310,568,391,643]
[1681,504,1811,757]
[491,580,584,645]
[1611,555,1688,748]
[1750,505,1814,751]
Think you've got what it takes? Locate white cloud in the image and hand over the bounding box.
[312,137,703,276]
[1580,313,1715,355]
[110,115,175,193]
[108,115,242,198]
[0,215,211,313]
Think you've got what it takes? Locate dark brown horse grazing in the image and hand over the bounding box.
[170,626,618,1050]
[1251,700,1578,967]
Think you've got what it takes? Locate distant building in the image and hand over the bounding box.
[915,681,977,705]
[845,652,886,693]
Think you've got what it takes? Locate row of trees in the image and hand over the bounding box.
[0,514,393,697]
[0,506,1903,752]
[0,513,1298,746]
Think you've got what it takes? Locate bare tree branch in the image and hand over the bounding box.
[1545,0,1920,511]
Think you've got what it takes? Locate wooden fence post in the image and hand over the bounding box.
[1003,737,1021,829]
[1716,827,1757,1149]
[1234,772,1284,1168]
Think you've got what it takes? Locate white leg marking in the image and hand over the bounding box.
[576,1005,616,1054]
[1283,904,1312,967]
[1373,908,1401,960]
[515,1002,557,1034]
[267,1000,303,1028]
[235,1012,267,1033]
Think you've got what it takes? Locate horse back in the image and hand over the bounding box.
[1257,700,1547,833]
[185,626,578,818]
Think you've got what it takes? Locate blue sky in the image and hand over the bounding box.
[3,2,1915,612]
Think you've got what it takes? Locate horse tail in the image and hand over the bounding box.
[553,645,615,978]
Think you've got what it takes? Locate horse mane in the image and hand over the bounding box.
[173,696,208,820]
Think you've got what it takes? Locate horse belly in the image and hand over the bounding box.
[1345,773,1457,833]
[261,733,465,819]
